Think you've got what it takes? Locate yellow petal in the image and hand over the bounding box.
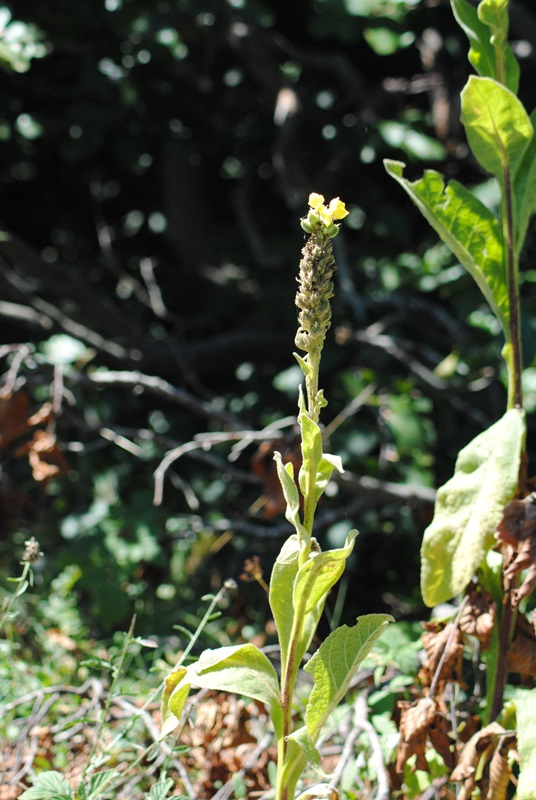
[328,197,349,220]
[308,192,325,209]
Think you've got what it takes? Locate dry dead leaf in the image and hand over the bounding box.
[0,391,30,448]
[507,612,536,678]
[459,587,495,650]
[497,493,536,605]
[16,429,69,483]
[484,733,516,800]
[450,721,506,797]
[396,696,438,773]
[421,621,464,686]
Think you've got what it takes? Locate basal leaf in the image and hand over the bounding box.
[513,107,536,253]
[421,408,525,607]
[303,615,392,739]
[516,688,536,800]
[461,76,532,180]
[293,531,357,615]
[78,771,116,800]
[384,159,507,333]
[269,534,300,672]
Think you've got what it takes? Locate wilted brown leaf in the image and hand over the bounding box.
[396,696,437,773]
[508,612,536,678]
[0,391,30,449]
[484,733,516,800]
[451,722,506,783]
[459,587,495,650]
[16,429,69,483]
[498,493,536,605]
[421,621,464,686]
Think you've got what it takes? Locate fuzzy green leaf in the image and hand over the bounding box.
[269,535,300,672]
[477,0,520,92]
[450,0,519,91]
[19,772,73,800]
[384,159,507,333]
[303,615,392,739]
[314,453,344,502]
[163,644,283,739]
[286,726,324,772]
[513,108,536,253]
[294,352,313,380]
[421,408,525,606]
[161,667,190,737]
[293,531,357,615]
[461,76,532,181]
[517,689,536,800]
[195,644,281,707]
[274,451,302,531]
[298,411,323,496]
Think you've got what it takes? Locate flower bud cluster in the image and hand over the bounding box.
[295,194,348,355]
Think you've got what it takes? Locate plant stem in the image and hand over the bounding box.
[503,165,523,410]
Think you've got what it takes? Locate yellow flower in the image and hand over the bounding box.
[307,193,349,227]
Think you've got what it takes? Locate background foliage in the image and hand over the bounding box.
[1,0,536,642]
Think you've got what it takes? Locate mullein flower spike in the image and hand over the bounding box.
[295,194,348,355]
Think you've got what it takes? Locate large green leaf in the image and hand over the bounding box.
[461,76,532,181]
[384,159,507,333]
[161,644,283,738]
[513,107,536,253]
[517,689,536,800]
[421,408,525,606]
[450,0,519,92]
[293,531,357,615]
[288,614,392,763]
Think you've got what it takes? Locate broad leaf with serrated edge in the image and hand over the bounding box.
[384,159,507,334]
[517,688,536,800]
[421,408,525,606]
[302,615,392,742]
[461,76,532,181]
[19,772,73,800]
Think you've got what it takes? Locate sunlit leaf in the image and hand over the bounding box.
[421,408,525,606]
[461,76,532,181]
[303,615,392,738]
[384,159,508,334]
[450,0,519,91]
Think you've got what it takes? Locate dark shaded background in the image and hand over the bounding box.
[1,0,536,638]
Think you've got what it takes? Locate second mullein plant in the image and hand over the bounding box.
[160,195,392,800]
